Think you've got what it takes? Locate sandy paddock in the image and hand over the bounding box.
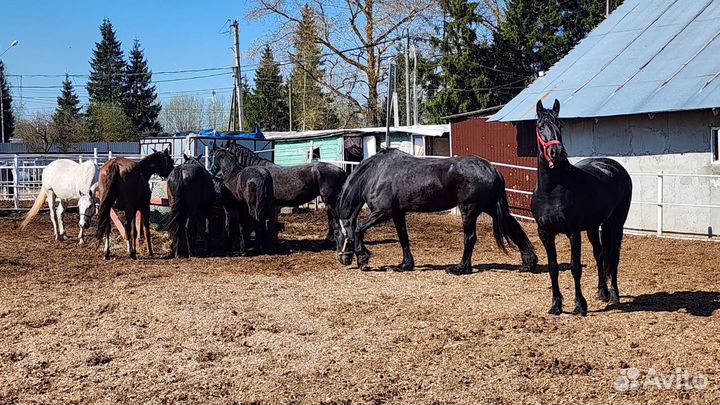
[0,210,719,404]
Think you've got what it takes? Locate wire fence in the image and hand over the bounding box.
[4,149,719,240]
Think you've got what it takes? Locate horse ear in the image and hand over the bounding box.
[552,99,560,115]
[152,148,157,153]
[536,100,544,117]
[90,182,98,196]
[164,148,170,156]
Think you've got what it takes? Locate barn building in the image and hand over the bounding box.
[265,125,450,168]
[452,0,720,237]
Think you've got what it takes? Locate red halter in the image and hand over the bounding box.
[536,128,562,168]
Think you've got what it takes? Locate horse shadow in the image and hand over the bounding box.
[413,262,574,275]
[603,291,720,317]
[272,239,333,255]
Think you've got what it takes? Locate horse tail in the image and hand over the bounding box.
[20,188,47,230]
[246,179,260,222]
[164,168,185,240]
[490,173,538,270]
[96,162,120,243]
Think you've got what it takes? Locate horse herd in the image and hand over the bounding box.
[19,100,633,316]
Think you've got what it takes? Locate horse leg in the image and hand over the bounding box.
[187,212,197,258]
[46,190,60,241]
[142,209,153,256]
[125,210,137,260]
[602,224,623,306]
[540,230,562,315]
[55,199,67,241]
[354,210,390,271]
[569,231,587,316]
[587,227,608,302]
[324,208,336,246]
[450,204,480,275]
[392,212,414,271]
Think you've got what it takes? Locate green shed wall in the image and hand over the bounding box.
[273,136,344,166]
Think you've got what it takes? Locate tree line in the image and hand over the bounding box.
[0,0,619,151]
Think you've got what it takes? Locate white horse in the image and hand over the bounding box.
[20,159,99,244]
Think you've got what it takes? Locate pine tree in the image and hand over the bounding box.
[426,0,495,122]
[124,40,162,134]
[0,61,14,142]
[245,45,289,131]
[52,74,82,142]
[489,0,615,104]
[87,18,126,105]
[289,5,338,130]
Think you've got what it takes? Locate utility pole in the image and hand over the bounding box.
[606,0,610,17]
[302,72,307,131]
[231,20,244,131]
[412,45,418,125]
[384,64,395,149]
[288,81,293,132]
[404,30,411,126]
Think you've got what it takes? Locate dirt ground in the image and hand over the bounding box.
[0,210,719,405]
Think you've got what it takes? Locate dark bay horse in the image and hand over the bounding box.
[533,99,632,316]
[165,155,217,258]
[225,142,346,244]
[211,148,277,254]
[96,150,174,259]
[334,148,538,273]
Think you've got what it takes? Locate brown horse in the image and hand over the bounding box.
[96,150,174,259]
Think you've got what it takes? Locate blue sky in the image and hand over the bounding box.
[2,0,272,116]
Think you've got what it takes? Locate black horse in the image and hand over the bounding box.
[533,99,632,316]
[225,141,346,244]
[211,148,277,254]
[165,155,218,258]
[334,148,538,273]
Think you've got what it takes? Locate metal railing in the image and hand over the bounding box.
[0,149,142,209]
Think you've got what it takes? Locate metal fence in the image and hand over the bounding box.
[0,149,142,209]
[6,150,719,240]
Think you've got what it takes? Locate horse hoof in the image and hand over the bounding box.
[129,253,137,260]
[78,239,85,245]
[608,291,620,306]
[572,300,588,316]
[395,262,414,272]
[447,265,469,275]
[597,288,610,302]
[359,264,372,271]
[548,297,563,315]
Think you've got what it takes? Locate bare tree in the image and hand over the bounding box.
[206,93,230,131]
[249,0,439,126]
[160,95,205,133]
[16,112,75,153]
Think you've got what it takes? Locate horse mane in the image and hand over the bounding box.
[337,150,391,217]
[227,143,273,167]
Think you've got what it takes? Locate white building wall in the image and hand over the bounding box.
[562,110,720,236]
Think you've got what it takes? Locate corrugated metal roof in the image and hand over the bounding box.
[264,125,449,141]
[492,0,720,122]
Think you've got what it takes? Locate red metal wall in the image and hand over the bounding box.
[451,117,537,217]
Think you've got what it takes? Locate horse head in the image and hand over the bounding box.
[335,217,354,266]
[78,183,98,229]
[536,99,567,169]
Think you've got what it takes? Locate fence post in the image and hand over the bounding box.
[12,154,19,209]
[205,145,210,169]
[108,151,113,160]
[657,172,663,236]
[93,147,98,164]
[78,154,83,163]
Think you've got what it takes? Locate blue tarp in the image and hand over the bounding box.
[195,128,264,140]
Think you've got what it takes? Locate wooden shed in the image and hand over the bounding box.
[446,109,536,218]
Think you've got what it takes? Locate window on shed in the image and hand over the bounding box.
[712,128,720,164]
